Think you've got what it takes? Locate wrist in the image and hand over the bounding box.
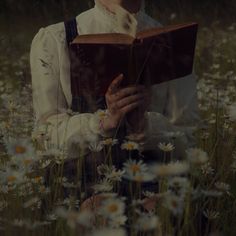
[95,110,116,137]
[126,112,148,133]
[101,117,117,133]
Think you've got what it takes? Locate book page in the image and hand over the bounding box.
[137,22,197,39]
[72,33,134,45]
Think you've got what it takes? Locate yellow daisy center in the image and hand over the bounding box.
[131,164,141,173]
[34,176,42,183]
[39,186,46,193]
[23,159,32,166]
[126,143,134,150]
[7,175,17,182]
[104,138,113,145]
[108,204,118,213]
[15,145,26,154]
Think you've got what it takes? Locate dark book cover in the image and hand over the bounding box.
[69,22,198,99]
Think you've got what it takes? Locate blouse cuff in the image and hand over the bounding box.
[89,110,114,138]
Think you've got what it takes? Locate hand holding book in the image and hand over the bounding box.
[102,73,148,133]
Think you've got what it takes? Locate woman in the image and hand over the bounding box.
[30,0,199,210]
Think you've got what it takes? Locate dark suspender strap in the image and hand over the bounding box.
[64,18,81,112]
[64,18,107,113]
[64,18,78,46]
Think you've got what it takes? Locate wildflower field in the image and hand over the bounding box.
[0,1,236,235]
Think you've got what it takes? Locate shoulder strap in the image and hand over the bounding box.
[64,18,78,46]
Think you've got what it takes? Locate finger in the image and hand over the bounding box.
[113,85,145,100]
[107,74,124,94]
[120,100,143,114]
[116,93,146,108]
[107,88,144,105]
[109,93,145,111]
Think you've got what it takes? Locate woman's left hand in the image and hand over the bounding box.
[126,86,151,133]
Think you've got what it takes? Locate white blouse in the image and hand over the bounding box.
[30,0,199,159]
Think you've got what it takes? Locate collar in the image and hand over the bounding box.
[94,0,140,36]
[94,0,117,20]
[94,0,143,17]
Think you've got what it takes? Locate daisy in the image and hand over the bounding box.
[108,215,127,228]
[93,179,113,193]
[203,209,220,220]
[39,159,51,169]
[88,141,104,152]
[97,164,124,181]
[23,197,40,209]
[12,155,38,170]
[214,181,230,193]
[46,213,58,221]
[0,167,25,185]
[4,137,35,159]
[121,141,139,151]
[168,177,190,197]
[62,197,80,209]
[123,159,155,182]
[38,186,50,194]
[150,161,189,177]
[158,142,175,152]
[142,191,156,198]
[56,207,93,229]
[135,213,160,232]
[131,199,145,208]
[123,159,147,175]
[99,197,126,219]
[163,193,184,216]
[31,176,44,184]
[201,162,214,176]
[186,148,208,165]
[132,172,155,183]
[106,168,125,182]
[101,138,118,146]
[97,164,112,176]
[42,146,67,158]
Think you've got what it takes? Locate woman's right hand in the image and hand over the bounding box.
[103,74,146,132]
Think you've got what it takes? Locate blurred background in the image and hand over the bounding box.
[0,0,235,94]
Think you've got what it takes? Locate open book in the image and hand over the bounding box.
[69,22,198,98]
